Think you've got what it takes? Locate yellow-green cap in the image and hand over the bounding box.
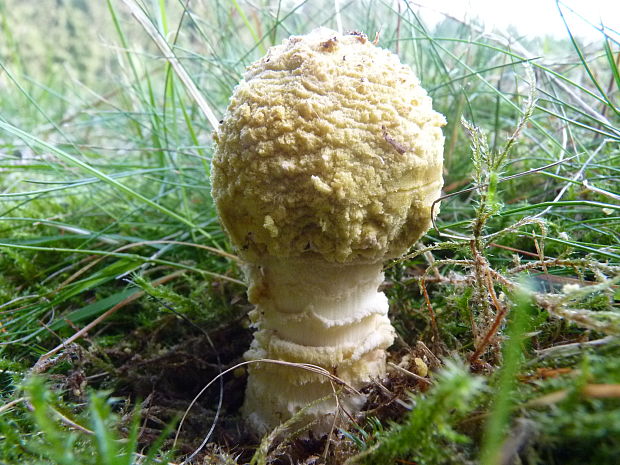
[212,28,445,263]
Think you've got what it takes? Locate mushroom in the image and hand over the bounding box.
[211,28,445,435]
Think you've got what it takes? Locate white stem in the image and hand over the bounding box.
[241,257,395,435]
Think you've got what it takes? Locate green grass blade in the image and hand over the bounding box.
[479,288,533,465]
[0,120,214,240]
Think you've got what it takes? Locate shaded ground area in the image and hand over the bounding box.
[57,307,438,463]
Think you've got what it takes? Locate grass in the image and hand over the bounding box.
[1,0,619,463]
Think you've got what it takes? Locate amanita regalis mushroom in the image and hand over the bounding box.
[211,28,445,435]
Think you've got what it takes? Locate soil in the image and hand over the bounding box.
[61,312,432,464]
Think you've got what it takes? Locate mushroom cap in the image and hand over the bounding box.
[212,28,445,263]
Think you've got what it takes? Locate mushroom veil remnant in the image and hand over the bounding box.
[211,28,445,435]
